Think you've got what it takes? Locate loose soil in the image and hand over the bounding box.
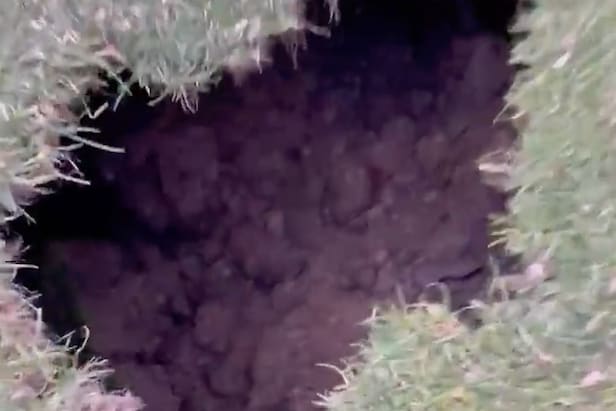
[16,5,519,411]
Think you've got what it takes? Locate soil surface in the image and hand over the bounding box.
[21,18,516,411]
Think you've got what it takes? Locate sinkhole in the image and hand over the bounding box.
[13,1,524,410]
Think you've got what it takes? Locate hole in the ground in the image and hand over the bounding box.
[13,1,524,410]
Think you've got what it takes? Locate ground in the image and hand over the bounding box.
[15,5,517,411]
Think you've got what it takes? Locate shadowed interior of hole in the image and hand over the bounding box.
[11,1,523,410]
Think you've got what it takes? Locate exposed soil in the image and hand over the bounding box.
[15,2,519,411]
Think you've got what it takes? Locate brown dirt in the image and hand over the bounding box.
[22,21,517,411]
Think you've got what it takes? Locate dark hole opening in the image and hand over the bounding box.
[13,1,524,410]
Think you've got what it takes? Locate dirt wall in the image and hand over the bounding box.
[15,2,519,411]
